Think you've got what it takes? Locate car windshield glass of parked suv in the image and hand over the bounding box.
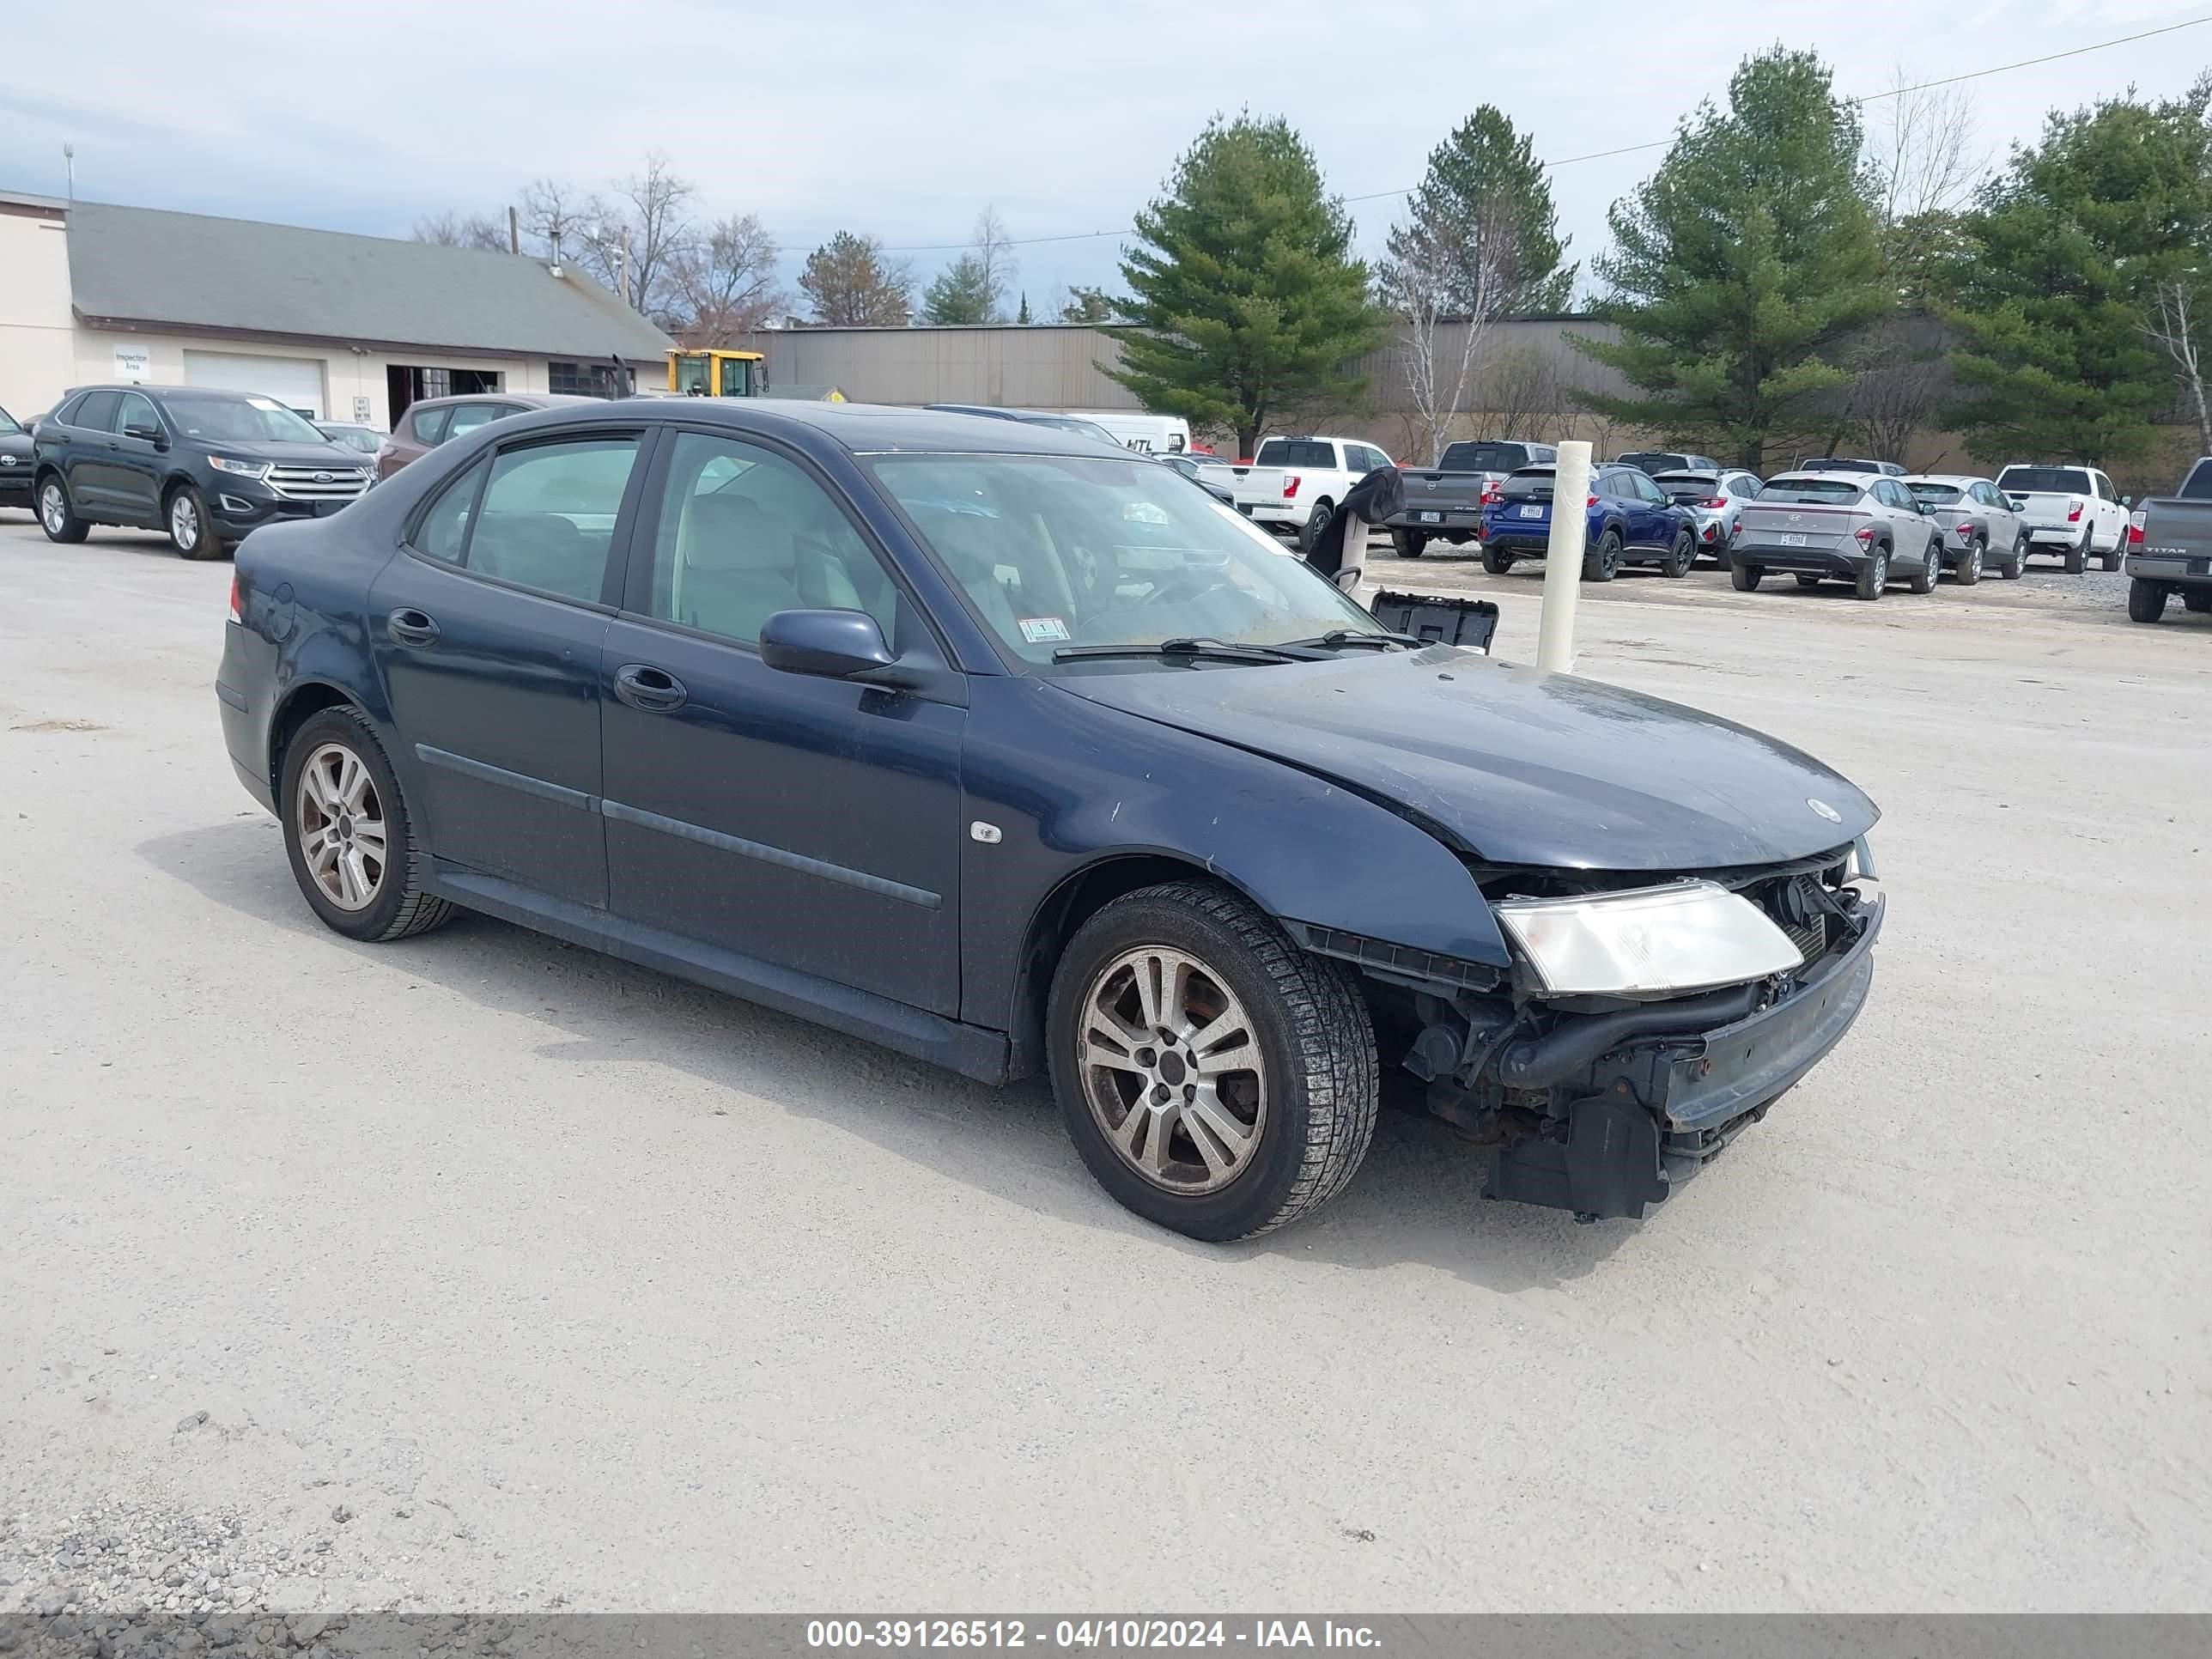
[1759,477,1867,505]
[167,393,326,445]
[1616,453,1689,473]
[0,406,21,435]
[1906,483,1965,506]
[1253,440,1337,469]
[1997,466,2093,495]
[872,453,1382,665]
[1437,441,1528,471]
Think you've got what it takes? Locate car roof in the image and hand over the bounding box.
[409,392,593,411]
[497,397,1133,459]
[1768,471,1876,485]
[1900,473,1987,486]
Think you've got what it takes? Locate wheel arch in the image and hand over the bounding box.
[266,679,367,801]
[1005,853,1263,1083]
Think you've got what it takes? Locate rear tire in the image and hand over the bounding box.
[2100,530,2122,573]
[279,707,455,943]
[1956,538,1984,586]
[1908,541,1937,594]
[37,476,88,544]
[2128,579,2170,623]
[1299,500,1335,556]
[1855,549,1890,601]
[1582,526,1623,582]
[1047,881,1378,1243]
[1391,528,1427,558]
[2007,532,2029,577]
[2063,532,2087,574]
[1730,562,1763,592]
[1480,546,1515,575]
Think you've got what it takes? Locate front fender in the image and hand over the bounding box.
[957,675,1508,1035]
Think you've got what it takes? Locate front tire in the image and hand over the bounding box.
[280,708,455,943]
[1660,528,1695,578]
[2100,529,2122,573]
[2128,579,2170,623]
[166,483,220,560]
[37,476,88,544]
[1956,538,1984,586]
[1856,549,1889,601]
[1908,541,1937,594]
[2007,532,2029,578]
[1048,881,1377,1243]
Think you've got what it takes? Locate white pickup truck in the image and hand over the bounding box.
[1994,463,2131,572]
[1194,434,1392,551]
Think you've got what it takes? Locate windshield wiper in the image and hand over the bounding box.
[1274,629,1422,652]
[1052,636,1298,665]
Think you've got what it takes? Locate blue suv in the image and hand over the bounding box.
[1481,462,1698,580]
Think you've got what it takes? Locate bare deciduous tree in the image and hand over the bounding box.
[2147,278,2212,453]
[1479,341,1565,441]
[1870,69,1983,238]
[412,211,507,252]
[972,205,1018,323]
[672,213,785,344]
[574,151,698,324]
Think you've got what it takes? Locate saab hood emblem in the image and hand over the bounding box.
[1808,798,1843,823]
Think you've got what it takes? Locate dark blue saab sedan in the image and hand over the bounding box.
[217,400,1883,1241]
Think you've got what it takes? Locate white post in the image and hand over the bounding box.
[1536,440,1592,673]
[1334,511,1371,608]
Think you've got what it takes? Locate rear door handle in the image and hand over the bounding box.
[386,608,440,647]
[614,664,687,712]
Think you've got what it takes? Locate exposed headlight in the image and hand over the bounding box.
[1493,879,1803,997]
[207,455,270,479]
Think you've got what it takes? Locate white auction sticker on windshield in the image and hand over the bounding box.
[1018,617,1071,644]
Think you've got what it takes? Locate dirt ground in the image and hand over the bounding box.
[2,514,2206,1617]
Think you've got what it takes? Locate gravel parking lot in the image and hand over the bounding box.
[3,514,2208,1619]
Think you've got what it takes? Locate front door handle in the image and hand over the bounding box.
[614,664,687,712]
[386,608,440,647]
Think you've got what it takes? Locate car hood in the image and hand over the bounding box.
[191,440,368,467]
[1050,648,1878,870]
[0,434,31,464]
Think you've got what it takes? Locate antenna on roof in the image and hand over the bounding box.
[62,143,74,203]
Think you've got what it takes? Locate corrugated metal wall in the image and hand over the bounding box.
[744,318,1626,416]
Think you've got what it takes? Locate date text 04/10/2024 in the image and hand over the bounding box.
[804,1620,1383,1650]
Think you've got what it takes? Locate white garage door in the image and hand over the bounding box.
[181,350,327,419]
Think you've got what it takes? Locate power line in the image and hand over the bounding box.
[863,15,2212,254]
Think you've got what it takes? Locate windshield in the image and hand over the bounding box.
[1040,416,1121,446]
[319,426,384,454]
[1616,453,1686,473]
[167,394,326,445]
[1997,466,2092,495]
[1906,483,1964,506]
[1437,441,1527,472]
[1803,458,1881,473]
[0,406,19,436]
[1654,471,1721,497]
[871,453,1382,665]
[1759,477,1867,505]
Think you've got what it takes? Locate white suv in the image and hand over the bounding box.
[1995,464,2130,572]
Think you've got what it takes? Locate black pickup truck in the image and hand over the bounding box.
[2123,456,2212,623]
[1386,439,1557,557]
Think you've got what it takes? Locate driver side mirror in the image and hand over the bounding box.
[125,422,166,448]
[758,608,899,680]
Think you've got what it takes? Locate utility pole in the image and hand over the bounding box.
[507,204,520,255]
[618,246,631,308]
[63,143,74,203]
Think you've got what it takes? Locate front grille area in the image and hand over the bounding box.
[1745,872,1832,965]
[266,465,370,501]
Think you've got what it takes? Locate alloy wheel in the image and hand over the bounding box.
[1077,945,1269,1195]
[40,483,66,535]
[1966,542,1983,581]
[295,742,388,911]
[171,494,200,551]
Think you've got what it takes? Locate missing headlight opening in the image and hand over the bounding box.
[1374,843,1881,1224]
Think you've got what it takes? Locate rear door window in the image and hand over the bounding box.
[73,390,122,433]
[455,437,641,604]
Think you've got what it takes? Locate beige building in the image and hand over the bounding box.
[0,191,672,430]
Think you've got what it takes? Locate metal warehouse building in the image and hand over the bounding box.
[0,191,672,429]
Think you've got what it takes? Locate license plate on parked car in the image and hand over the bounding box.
[1780,532,1808,546]
[1415,510,1443,524]
[1518,505,1543,519]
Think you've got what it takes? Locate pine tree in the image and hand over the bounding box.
[1017,291,1033,325]
[1109,114,1384,456]
[799,232,911,327]
[1571,50,1889,470]
[921,255,994,325]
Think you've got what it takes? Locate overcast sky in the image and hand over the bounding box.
[3,0,2208,315]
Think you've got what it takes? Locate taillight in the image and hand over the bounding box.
[1282,475,1300,499]
[1479,482,1500,505]
[2128,509,2146,545]
[1702,496,1728,509]
[1854,525,1877,548]
[1585,493,1599,508]
[228,574,242,623]
[2066,498,2084,522]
